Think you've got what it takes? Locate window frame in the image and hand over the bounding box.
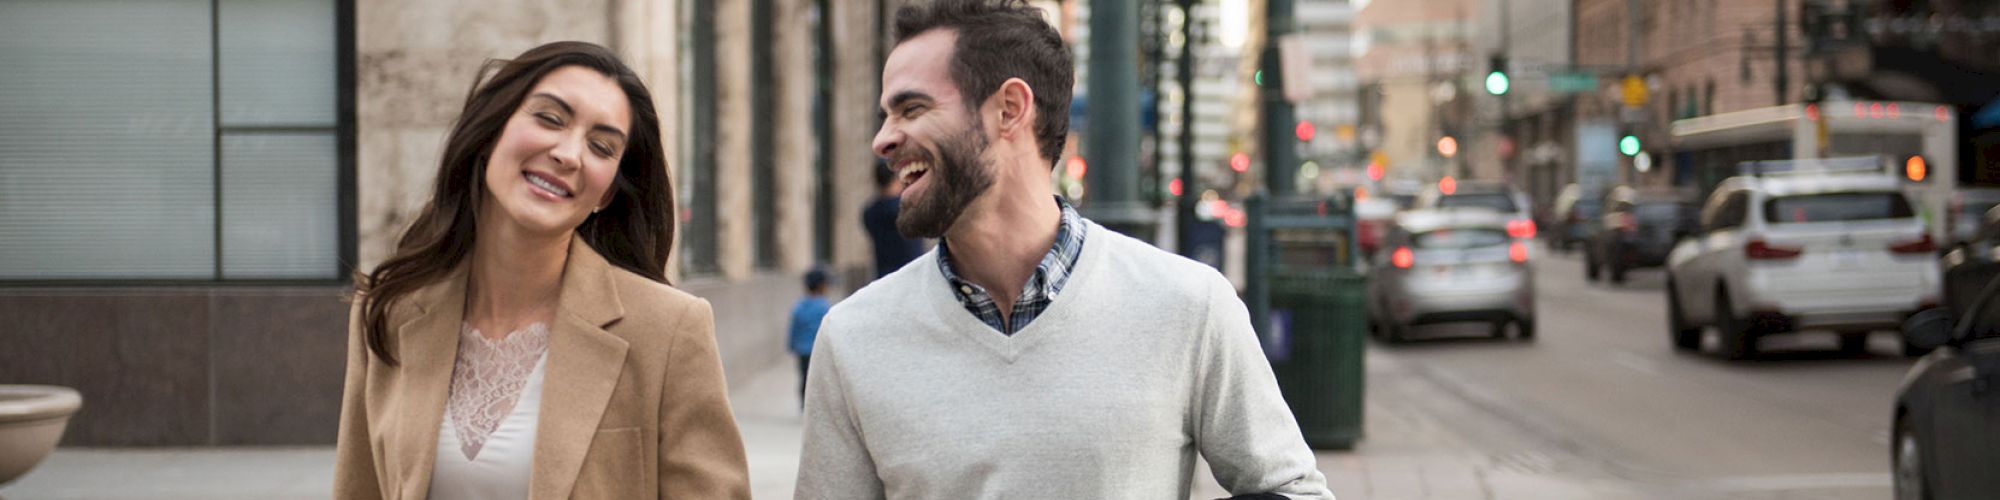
[0,0,356,286]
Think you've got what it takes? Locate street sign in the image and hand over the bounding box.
[1621,75,1648,108]
[1549,72,1598,94]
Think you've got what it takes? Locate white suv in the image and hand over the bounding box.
[1665,172,1941,359]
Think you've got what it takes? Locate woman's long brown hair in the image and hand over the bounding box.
[356,41,675,366]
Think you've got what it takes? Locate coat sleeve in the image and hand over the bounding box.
[333,300,385,500]
[1193,275,1336,500]
[792,313,885,499]
[657,298,752,499]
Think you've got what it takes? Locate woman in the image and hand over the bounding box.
[334,41,749,499]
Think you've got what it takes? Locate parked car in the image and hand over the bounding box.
[1891,231,2000,500]
[1665,171,1940,359]
[1367,209,1536,342]
[1585,186,1697,284]
[1416,180,1537,240]
[1549,183,1602,252]
[1355,197,1400,257]
[1945,187,2000,247]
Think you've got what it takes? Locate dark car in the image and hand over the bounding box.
[1891,205,2000,500]
[1550,184,1602,252]
[1585,186,1696,283]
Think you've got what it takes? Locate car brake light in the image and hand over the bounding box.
[1507,219,1536,239]
[1509,242,1529,263]
[1889,233,1936,254]
[1745,240,1803,260]
[1392,246,1414,269]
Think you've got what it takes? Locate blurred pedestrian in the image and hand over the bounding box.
[334,41,748,500]
[864,160,925,278]
[788,266,833,406]
[793,1,1333,498]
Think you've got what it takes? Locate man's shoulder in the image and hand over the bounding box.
[825,251,935,325]
[1083,222,1232,299]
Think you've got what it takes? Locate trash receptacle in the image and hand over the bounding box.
[1245,195,1365,450]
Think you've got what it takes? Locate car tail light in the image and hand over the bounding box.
[1358,220,1382,251]
[1746,240,1803,260]
[1619,213,1638,233]
[1509,242,1529,263]
[1507,219,1537,239]
[1392,246,1415,269]
[1889,233,1936,254]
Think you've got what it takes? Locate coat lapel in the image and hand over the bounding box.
[392,264,469,500]
[529,238,630,500]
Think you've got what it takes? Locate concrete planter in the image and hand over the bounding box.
[0,385,81,486]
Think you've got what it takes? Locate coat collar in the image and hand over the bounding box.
[389,237,631,500]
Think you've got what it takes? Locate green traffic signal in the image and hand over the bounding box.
[1485,71,1510,96]
[1619,135,1641,156]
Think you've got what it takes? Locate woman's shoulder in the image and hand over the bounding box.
[600,268,712,322]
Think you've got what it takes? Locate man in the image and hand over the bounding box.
[863,161,924,278]
[794,0,1332,498]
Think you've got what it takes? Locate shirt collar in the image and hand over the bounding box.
[935,196,1086,305]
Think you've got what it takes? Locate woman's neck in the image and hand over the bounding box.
[465,217,571,340]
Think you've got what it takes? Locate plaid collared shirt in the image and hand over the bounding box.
[935,196,1088,336]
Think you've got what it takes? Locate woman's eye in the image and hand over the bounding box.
[591,143,614,157]
[535,112,562,127]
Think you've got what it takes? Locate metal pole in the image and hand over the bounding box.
[1085,0,1154,238]
[1176,0,1200,256]
[1775,0,1789,106]
[1261,0,1297,195]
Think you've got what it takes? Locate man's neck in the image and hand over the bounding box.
[942,168,1060,317]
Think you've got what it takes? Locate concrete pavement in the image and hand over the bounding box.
[2,345,1657,500]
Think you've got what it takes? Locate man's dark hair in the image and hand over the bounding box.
[894,0,1074,168]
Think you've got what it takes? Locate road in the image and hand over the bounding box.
[1342,248,1911,498]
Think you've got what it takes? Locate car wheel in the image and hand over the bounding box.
[1838,331,1871,356]
[1894,417,1930,500]
[1716,289,1758,360]
[1384,321,1409,343]
[1902,336,1935,358]
[1517,318,1537,341]
[1585,253,1601,281]
[1609,252,1628,283]
[1666,279,1701,351]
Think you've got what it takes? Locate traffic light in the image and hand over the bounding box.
[1906,155,1928,182]
[1437,135,1459,158]
[1619,134,1641,156]
[1485,54,1510,96]
[1296,120,1315,142]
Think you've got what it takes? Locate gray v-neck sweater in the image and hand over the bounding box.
[795,221,1333,499]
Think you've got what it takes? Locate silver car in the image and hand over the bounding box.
[1368,209,1537,342]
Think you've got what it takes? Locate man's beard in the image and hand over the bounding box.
[895,123,995,239]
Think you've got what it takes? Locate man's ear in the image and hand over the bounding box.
[988,77,1036,140]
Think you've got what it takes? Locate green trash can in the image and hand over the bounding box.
[1245,195,1365,450]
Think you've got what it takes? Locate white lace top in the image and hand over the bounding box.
[428,322,550,500]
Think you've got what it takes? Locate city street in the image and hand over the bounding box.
[1284,247,1907,499]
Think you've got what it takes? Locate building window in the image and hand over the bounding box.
[679,0,721,276]
[0,0,351,281]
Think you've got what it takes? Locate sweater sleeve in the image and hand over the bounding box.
[1193,275,1335,499]
[793,314,886,499]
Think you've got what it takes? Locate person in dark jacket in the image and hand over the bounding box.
[863,161,924,278]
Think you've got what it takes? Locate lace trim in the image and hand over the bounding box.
[444,322,550,461]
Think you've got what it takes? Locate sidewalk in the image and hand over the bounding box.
[2,349,1661,500]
